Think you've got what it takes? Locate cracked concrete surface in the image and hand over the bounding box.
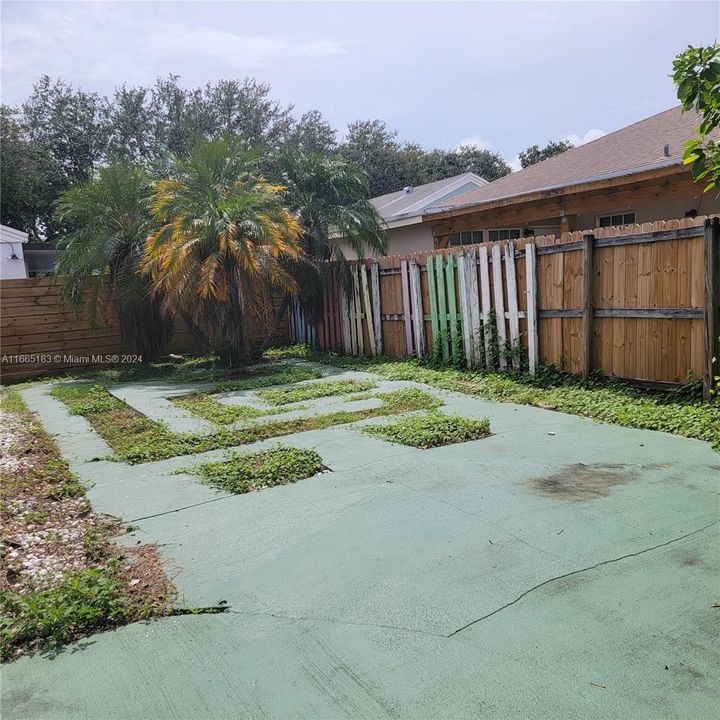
[2,362,719,719]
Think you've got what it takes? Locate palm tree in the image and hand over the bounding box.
[278,152,387,323]
[54,162,170,359]
[141,136,302,362]
[280,152,387,263]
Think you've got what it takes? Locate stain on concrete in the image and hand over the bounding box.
[527,463,636,501]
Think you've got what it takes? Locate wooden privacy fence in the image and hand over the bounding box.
[0,276,291,381]
[289,216,720,397]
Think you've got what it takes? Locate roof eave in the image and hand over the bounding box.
[422,159,686,222]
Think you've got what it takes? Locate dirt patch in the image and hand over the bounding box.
[527,463,636,502]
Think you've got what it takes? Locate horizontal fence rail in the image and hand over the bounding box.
[0,277,290,381]
[289,215,720,397]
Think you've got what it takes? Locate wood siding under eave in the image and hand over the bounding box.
[426,166,698,242]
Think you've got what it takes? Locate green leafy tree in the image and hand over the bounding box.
[673,43,720,193]
[0,107,63,237]
[142,137,302,362]
[54,163,170,359]
[518,139,574,168]
[425,145,511,181]
[278,151,387,324]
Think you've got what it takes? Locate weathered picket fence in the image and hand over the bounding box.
[289,215,720,398]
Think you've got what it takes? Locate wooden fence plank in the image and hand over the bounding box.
[478,246,492,368]
[370,261,383,355]
[491,243,507,369]
[704,217,720,398]
[400,259,413,355]
[445,254,460,362]
[581,233,595,378]
[426,256,440,358]
[525,243,539,374]
[457,253,473,367]
[409,259,426,358]
[465,248,482,367]
[504,241,521,369]
[436,255,450,360]
[340,286,352,353]
[360,263,376,356]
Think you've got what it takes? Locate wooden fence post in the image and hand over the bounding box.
[581,233,595,379]
[704,217,720,400]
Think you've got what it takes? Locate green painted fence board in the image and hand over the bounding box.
[426,256,441,356]
[436,255,449,360]
[445,254,460,362]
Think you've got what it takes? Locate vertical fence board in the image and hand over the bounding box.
[436,255,450,360]
[491,243,507,369]
[445,254,460,362]
[504,241,521,369]
[525,243,539,375]
[360,263,376,356]
[478,246,492,368]
[409,259,426,358]
[400,259,414,355]
[370,261,383,355]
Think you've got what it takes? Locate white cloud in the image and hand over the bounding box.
[508,155,522,172]
[456,135,491,151]
[1,3,348,104]
[563,128,606,146]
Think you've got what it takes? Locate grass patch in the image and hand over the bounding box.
[51,383,442,463]
[185,446,326,494]
[364,412,491,448]
[50,384,125,415]
[256,379,376,405]
[1,569,153,659]
[267,348,720,451]
[173,393,274,425]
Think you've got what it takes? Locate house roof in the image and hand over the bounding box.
[0,224,29,244]
[371,172,487,224]
[427,106,710,216]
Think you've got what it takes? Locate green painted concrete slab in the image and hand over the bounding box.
[5,364,719,719]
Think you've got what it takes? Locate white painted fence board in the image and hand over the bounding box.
[491,243,507,369]
[360,264,376,356]
[504,241,521,370]
[525,243,539,375]
[370,261,383,355]
[478,246,492,368]
[409,259,425,357]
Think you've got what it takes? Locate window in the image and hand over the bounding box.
[597,212,635,228]
[487,228,521,242]
[449,230,483,246]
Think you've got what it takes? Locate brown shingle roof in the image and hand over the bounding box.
[430,106,707,213]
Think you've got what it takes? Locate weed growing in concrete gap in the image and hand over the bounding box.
[51,384,443,463]
[364,412,491,448]
[172,393,278,425]
[256,379,376,405]
[184,446,326,494]
[265,348,720,451]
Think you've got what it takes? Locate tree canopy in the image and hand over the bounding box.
[2,74,513,238]
[518,139,574,168]
[673,43,720,194]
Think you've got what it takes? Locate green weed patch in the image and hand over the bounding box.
[257,379,376,405]
[185,446,326,494]
[173,393,276,425]
[51,384,442,463]
[267,348,720,451]
[365,413,491,448]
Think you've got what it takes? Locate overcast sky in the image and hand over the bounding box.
[2,1,718,167]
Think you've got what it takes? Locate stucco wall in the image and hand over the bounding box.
[338,222,435,259]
